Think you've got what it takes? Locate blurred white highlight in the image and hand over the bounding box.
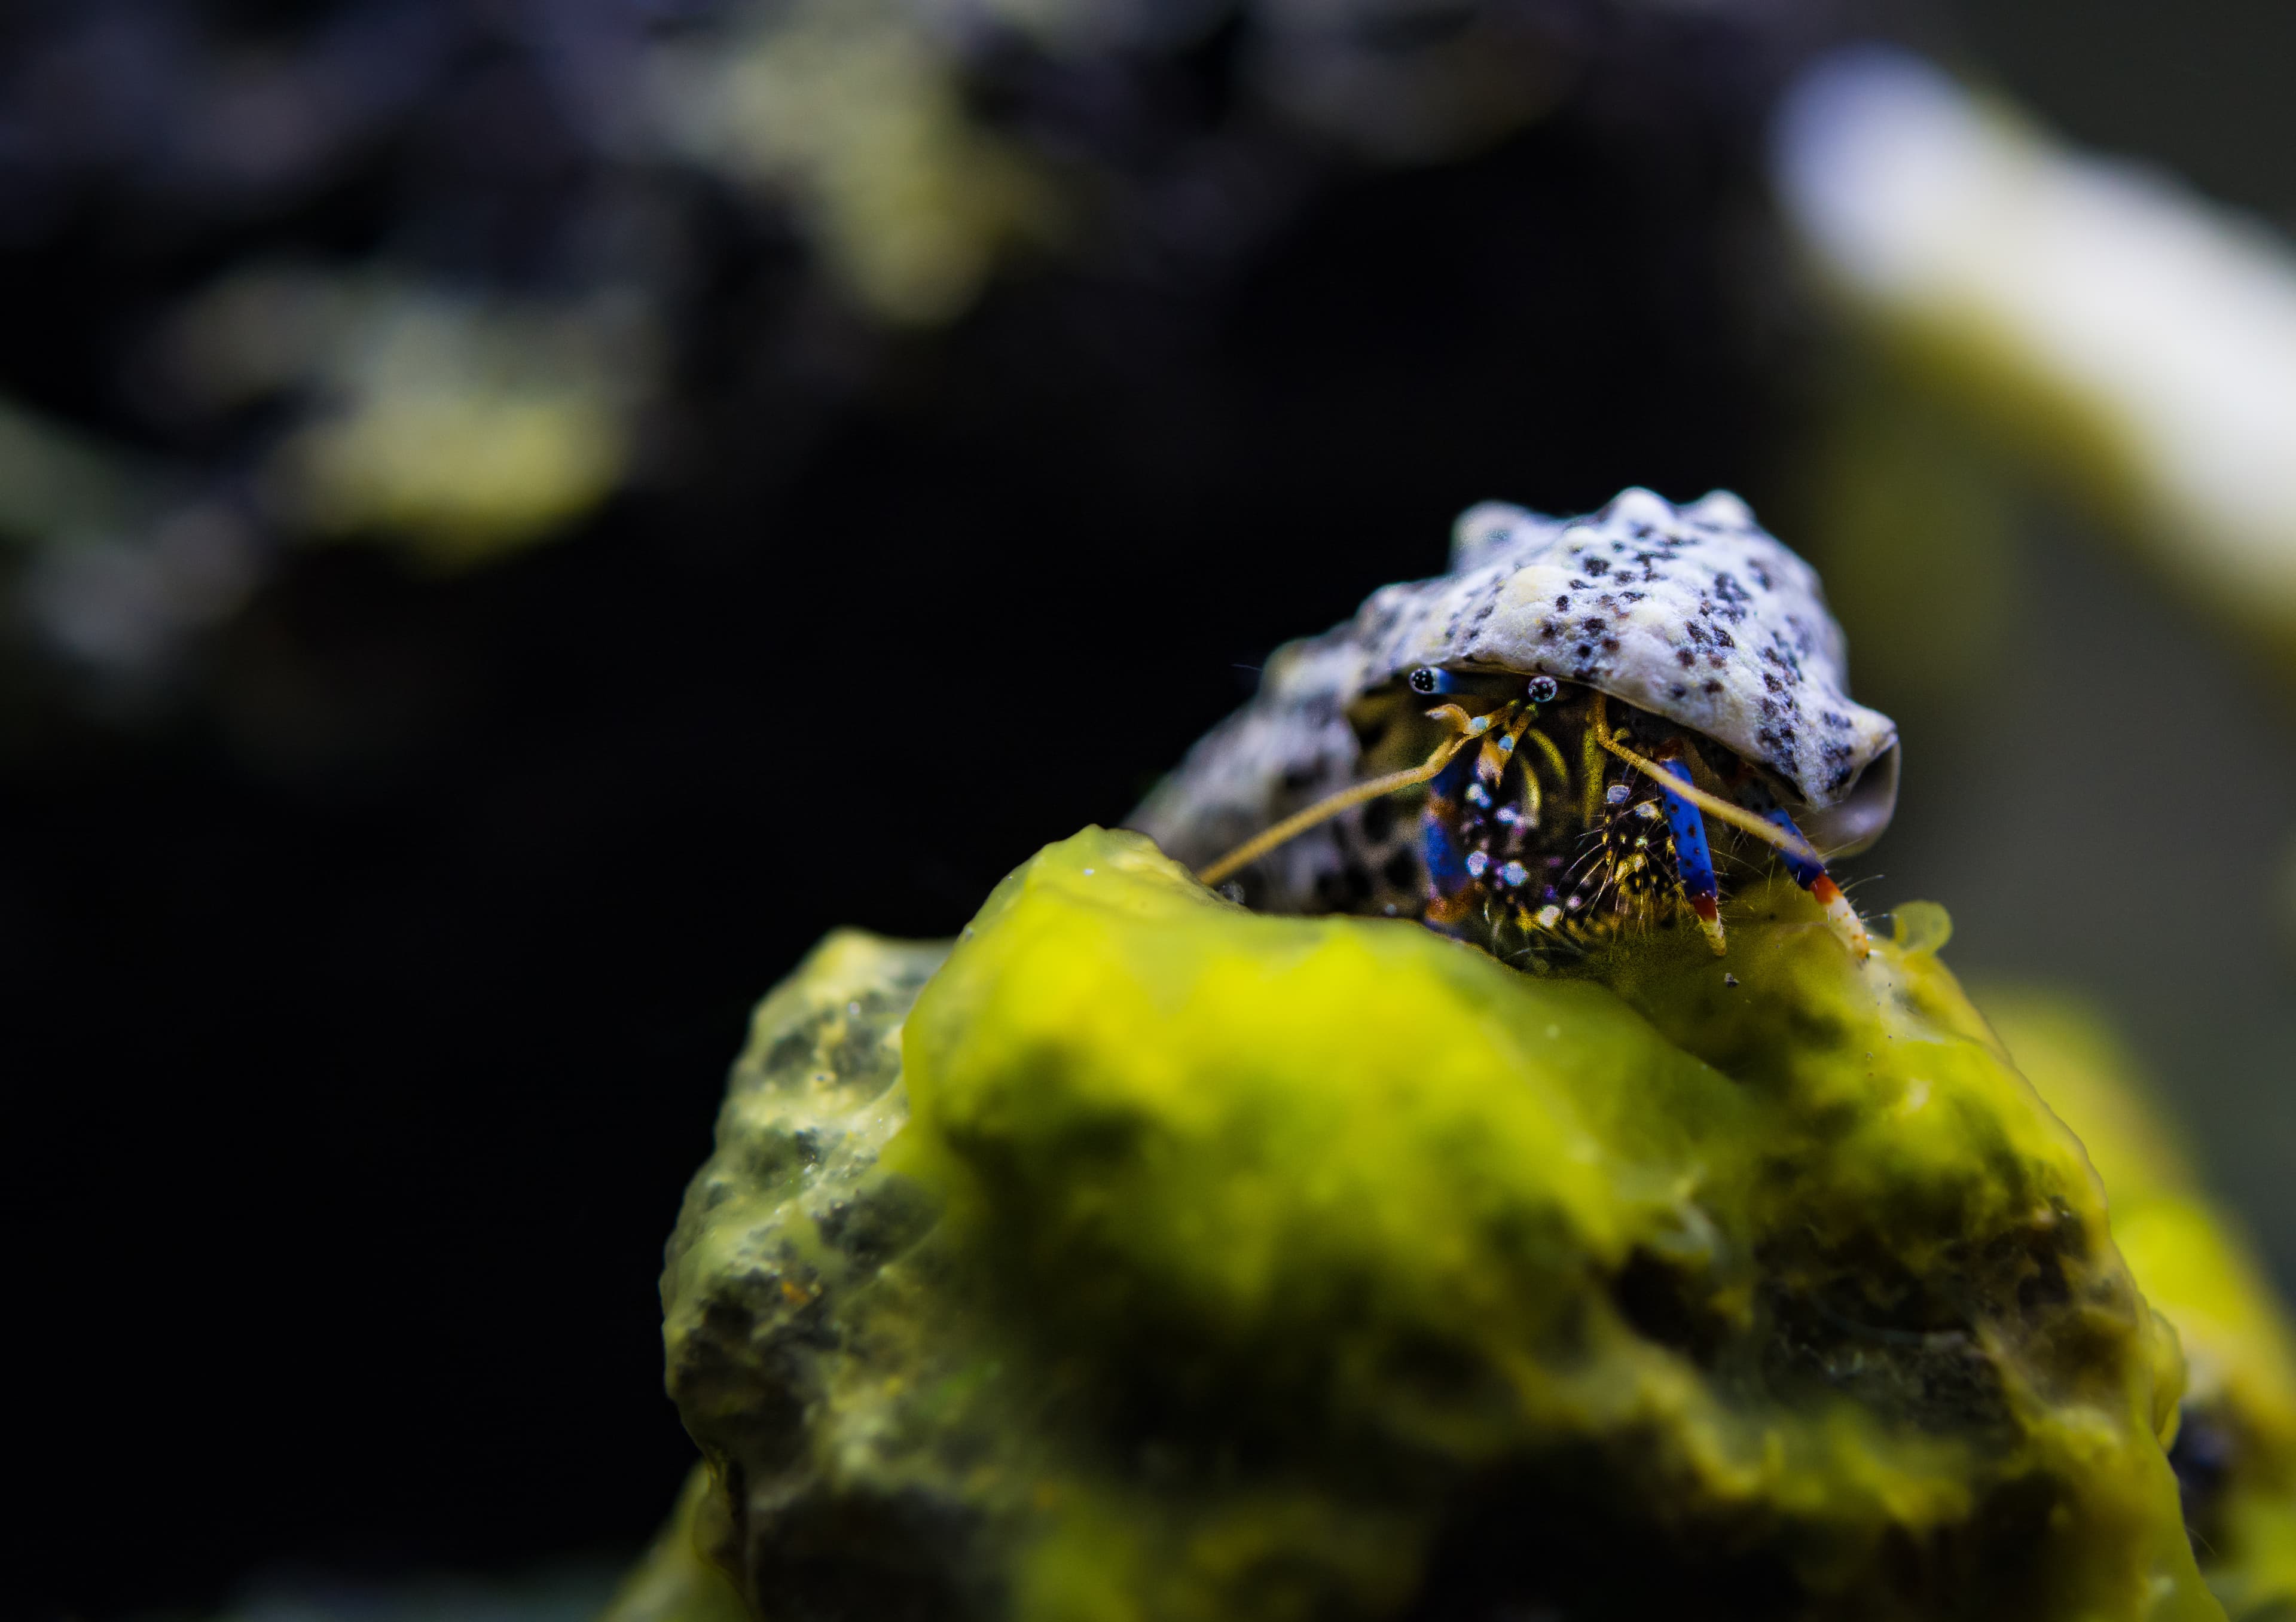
[1775,48,2296,616]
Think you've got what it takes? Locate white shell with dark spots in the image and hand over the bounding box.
[1369,487,1895,807]
[1129,488,1898,884]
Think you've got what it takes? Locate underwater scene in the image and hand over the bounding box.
[13,1,2296,1619]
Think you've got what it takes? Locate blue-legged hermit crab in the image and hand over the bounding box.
[1129,488,1900,966]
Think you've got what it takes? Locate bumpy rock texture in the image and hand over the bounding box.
[634,828,2250,1622]
[1983,994,2296,1621]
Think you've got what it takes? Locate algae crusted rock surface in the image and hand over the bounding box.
[1987,994,2296,1621]
[657,828,2215,1621]
[655,929,966,1617]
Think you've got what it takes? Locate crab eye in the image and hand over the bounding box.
[1409,667,1459,695]
[1525,675,1558,703]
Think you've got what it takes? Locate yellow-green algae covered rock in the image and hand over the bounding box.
[642,827,2217,1621]
[603,1465,756,1622]
[1984,994,2296,1621]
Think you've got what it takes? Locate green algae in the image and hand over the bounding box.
[643,827,2225,1621]
[603,1466,755,1622]
[1984,993,2296,1621]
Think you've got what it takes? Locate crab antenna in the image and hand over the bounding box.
[1595,732,1826,868]
[1197,729,1475,888]
[1518,724,1570,787]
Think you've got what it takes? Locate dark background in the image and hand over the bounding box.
[11,2,2296,1617]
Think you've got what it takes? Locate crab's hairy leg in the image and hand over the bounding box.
[1762,807,1872,961]
[1423,742,1479,895]
[1519,750,1543,831]
[1656,756,1727,955]
[1595,732,1825,867]
[1759,808,1826,888]
[1675,734,1732,799]
[1418,740,1486,932]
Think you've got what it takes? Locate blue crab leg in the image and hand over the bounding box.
[1418,741,1483,933]
[1656,758,1727,955]
[1763,808,1872,960]
[1597,729,1872,963]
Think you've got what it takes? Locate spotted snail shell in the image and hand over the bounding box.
[1131,487,1899,891]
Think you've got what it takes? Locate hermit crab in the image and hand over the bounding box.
[1129,488,1899,964]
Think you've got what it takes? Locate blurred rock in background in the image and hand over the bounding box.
[0,0,1882,697]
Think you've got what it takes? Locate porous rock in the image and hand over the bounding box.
[639,828,2218,1622]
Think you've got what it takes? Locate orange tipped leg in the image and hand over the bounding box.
[1807,872,1871,960]
[1687,891,1728,957]
[1764,808,1870,961]
[1658,759,1728,956]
